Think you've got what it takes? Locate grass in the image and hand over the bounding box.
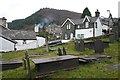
[1,38,119,79]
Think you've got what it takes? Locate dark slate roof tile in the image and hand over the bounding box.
[2,30,36,40]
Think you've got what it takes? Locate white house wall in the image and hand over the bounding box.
[15,37,45,51]
[36,37,45,47]
[15,40,38,51]
[75,28,93,39]
[0,37,15,52]
[95,18,103,37]
[75,18,103,39]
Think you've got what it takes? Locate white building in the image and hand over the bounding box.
[61,9,113,39]
[75,15,103,39]
[0,34,17,52]
[2,30,38,51]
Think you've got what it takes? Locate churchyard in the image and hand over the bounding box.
[0,35,119,79]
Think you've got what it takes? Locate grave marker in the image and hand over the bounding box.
[80,39,85,52]
[63,47,66,55]
[109,34,115,43]
[74,40,80,51]
[94,39,104,53]
[58,48,62,56]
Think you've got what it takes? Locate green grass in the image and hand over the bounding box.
[1,38,119,79]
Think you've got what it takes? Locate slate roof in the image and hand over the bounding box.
[70,17,99,25]
[100,18,113,26]
[2,30,36,40]
[90,17,98,23]
[70,18,84,25]
[62,15,113,28]
[0,34,17,43]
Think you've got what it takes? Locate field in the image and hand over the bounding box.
[1,38,119,79]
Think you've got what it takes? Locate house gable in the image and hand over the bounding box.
[83,16,90,23]
[61,18,75,27]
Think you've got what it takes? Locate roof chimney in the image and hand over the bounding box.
[1,17,7,28]
[95,9,100,17]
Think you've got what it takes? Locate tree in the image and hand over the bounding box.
[81,7,92,18]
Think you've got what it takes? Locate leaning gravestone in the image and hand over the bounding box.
[94,39,104,54]
[58,48,62,56]
[80,39,85,52]
[109,34,115,43]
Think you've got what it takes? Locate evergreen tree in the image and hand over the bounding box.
[81,7,92,18]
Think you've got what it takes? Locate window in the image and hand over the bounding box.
[65,34,68,39]
[67,24,71,29]
[23,40,26,44]
[85,22,89,28]
[77,34,84,39]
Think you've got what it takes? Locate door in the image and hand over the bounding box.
[70,33,73,39]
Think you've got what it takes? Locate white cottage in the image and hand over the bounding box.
[2,30,38,51]
[0,34,17,52]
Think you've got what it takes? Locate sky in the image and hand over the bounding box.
[0,0,119,22]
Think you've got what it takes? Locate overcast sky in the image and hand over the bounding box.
[0,0,119,22]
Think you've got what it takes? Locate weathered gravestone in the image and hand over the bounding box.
[94,39,104,54]
[63,47,66,55]
[58,48,62,56]
[79,39,85,52]
[114,32,119,41]
[109,34,115,43]
[74,39,85,52]
[74,40,80,51]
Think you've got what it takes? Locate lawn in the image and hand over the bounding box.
[1,38,119,79]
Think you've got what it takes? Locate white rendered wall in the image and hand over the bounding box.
[95,18,103,37]
[15,40,38,50]
[0,37,15,52]
[75,28,93,39]
[36,37,45,47]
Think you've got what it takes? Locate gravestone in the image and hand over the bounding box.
[80,39,85,52]
[114,32,119,41]
[94,39,104,54]
[58,48,62,56]
[63,47,66,55]
[74,40,80,51]
[109,34,115,43]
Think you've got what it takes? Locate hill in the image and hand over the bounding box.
[8,8,82,30]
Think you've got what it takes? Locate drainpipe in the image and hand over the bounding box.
[93,23,95,41]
